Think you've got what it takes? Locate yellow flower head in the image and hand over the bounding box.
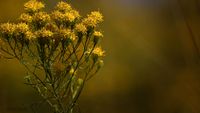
[24,0,45,12]
[56,1,72,12]
[93,31,103,38]
[83,11,103,27]
[75,23,87,33]
[83,17,97,28]
[15,23,29,34]
[34,12,51,23]
[51,11,76,23]
[70,10,80,19]
[19,13,33,23]
[51,11,63,21]
[35,28,53,38]
[58,28,71,38]
[92,47,105,57]
[0,23,16,35]
[89,11,103,22]
[25,31,35,40]
[58,29,76,40]
[64,12,76,22]
[70,32,76,41]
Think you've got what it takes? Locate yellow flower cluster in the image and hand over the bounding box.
[83,11,103,27]
[93,47,105,57]
[89,11,103,22]
[51,2,80,24]
[34,12,51,23]
[0,1,105,112]
[51,10,77,23]
[64,12,76,22]
[56,1,72,12]
[58,29,70,38]
[0,22,36,40]
[15,23,29,34]
[25,31,35,40]
[19,13,33,23]
[70,10,80,19]
[93,31,103,38]
[35,28,53,38]
[0,0,104,51]
[24,0,45,12]
[93,31,103,44]
[75,23,87,34]
[0,23,16,35]
[58,29,76,41]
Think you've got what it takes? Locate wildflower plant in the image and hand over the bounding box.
[0,0,105,113]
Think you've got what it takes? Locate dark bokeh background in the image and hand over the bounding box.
[1,0,200,113]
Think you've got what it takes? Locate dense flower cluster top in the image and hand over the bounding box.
[0,0,105,113]
[0,0,104,61]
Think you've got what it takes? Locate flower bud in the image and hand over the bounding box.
[93,31,103,44]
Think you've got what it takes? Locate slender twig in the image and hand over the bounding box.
[177,0,200,60]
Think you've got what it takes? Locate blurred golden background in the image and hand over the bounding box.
[1,0,200,113]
